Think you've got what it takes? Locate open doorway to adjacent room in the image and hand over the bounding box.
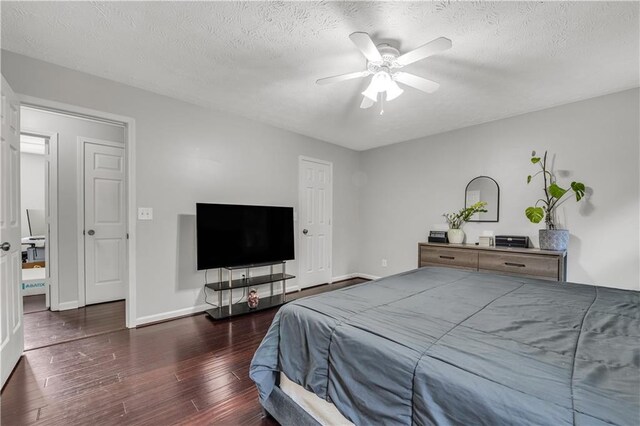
[20,106,128,350]
[20,134,49,314]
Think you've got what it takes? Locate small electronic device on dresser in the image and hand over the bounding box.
[495,235,530,248]
[428,230,449,243]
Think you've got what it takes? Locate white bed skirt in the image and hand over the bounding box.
[279,372,353,426]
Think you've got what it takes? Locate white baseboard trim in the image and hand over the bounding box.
[330,273,355,283]
[330,273,380,283]
[136,303,210,326]
[352,273,381,281]
[286,284,300,293]
[58,300,79,311]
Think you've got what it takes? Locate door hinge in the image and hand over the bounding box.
[126,233,129,240]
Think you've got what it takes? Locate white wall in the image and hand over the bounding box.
[2,50,361,323]
[2,49,637,325]
[20,108,125,305]
[20,152,45,237]
[359,89,639,290]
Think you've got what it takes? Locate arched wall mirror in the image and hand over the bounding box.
[465,176,500,222]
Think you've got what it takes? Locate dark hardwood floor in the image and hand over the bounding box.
[24,300,126,351]
[2,278,366,425]
[24,295,48,314]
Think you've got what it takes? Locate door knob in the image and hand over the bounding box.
[0,242,10,251]
[87,230,95,236]
[302,229,308,235]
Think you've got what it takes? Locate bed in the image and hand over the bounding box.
[250,267,639,425]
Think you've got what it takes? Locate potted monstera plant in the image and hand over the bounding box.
[443,201,488,244]
[525,150,586,251]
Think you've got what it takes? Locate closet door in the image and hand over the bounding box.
[83,141,126,305]
[298,157,332,289]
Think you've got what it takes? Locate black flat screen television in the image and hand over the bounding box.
[196,203,295,270]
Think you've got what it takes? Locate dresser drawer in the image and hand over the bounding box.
[478,252,559,280]
[420,246,478,270]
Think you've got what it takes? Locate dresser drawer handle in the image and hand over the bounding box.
[505,262,526,268]
[440,255,455,260]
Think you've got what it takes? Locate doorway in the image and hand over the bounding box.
[1,77,138,387]
[18,131,58,315]
[18,106,129,350]
[298,156,333,289]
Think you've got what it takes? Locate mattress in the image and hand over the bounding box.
[280,372,353,426]
[250,267,639,425]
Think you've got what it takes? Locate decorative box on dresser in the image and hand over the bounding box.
[418,242,567,281]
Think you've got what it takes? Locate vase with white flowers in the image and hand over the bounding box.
[525,150,586,251]
[443,201,488,244]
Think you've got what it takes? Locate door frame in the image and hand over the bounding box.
[297,156,333,289]
[19,95,137,328]
[19,127,59,311]
[77,137,126,309]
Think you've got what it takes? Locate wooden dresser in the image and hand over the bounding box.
[418,242,567,282]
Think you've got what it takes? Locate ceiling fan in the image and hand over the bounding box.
[316,32,452,112]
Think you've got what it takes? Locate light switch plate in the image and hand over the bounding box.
[138,207,153,220]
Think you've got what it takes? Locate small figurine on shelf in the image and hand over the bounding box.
[248,289,259,309]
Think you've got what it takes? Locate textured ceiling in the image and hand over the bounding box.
[1,1,638,150]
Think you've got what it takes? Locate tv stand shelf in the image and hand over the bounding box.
[204,261,293,320]
[205,294,285,320]
[205,273,295,291]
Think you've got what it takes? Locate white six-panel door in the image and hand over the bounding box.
[83,141,126,305]
[298,157,332,288]
[1,76,24,388]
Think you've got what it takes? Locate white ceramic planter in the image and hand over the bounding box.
[447,229,465,244]
[539,229,569,251]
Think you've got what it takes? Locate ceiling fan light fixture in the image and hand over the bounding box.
[372,71,391,90]
[361,84,379,102]
[385,80,404,101]
[319,32,451,111]
[363,71,396,102]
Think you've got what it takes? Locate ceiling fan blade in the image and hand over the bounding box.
[396,37,452,67]
[316,71,370,85]
[394,72,440,93]
[360,96,375,109]
[349,32,383,62]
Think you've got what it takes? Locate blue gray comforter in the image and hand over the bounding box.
[249,267,639,425]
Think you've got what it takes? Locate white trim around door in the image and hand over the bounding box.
[18,95,137,328]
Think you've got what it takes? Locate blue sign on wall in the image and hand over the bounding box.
[22,282,45,290]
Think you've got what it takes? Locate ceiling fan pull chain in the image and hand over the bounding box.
[380,93,385,115]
